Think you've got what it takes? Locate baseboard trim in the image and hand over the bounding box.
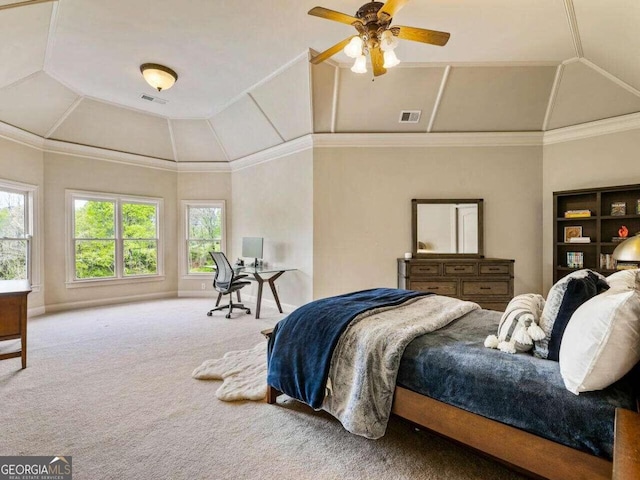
[178,290,213,298]
[28,306,46,318]
[45,291,177,313]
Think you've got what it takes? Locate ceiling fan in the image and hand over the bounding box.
[308,0,450,77]
[0,0,57,12]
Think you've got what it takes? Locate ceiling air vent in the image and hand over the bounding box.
[140,93,167,105]
[399,110,421,123]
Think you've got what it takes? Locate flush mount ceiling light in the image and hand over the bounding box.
[140,63,178,92]
[308,0,450,77]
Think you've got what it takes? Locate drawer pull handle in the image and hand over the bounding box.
[480,287,492,290]
[488,268,500,271]
[453,267,466,271]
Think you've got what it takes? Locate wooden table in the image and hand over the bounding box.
[237,266,296,319]
[0,280,31,369]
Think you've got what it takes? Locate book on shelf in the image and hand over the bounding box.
[564,210,591,218]
[567,251,584,269]
[616,263,639,270]
[568,237,591,243]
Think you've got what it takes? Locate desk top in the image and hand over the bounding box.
[0,280,32,296]
[236,266,296,274]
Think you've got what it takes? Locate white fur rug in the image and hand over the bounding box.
[192,341,268,401]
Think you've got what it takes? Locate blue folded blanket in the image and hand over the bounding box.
[266,288,429,409]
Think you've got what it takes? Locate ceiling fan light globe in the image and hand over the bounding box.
[383,50,400,68]
[344,36,364,58]
[380,30,399,52]
[351,54,368,74]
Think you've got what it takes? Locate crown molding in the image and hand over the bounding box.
[229,135,314,172]
[0,121,45,150]
[543,112,640,145]
[177,162,231,173]
[43,138,178,171]
[312,132,544,148]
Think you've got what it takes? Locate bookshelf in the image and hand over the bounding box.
[553,184,640,283]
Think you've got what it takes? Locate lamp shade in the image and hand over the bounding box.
[140,63,178,92]
[612,234,640,261]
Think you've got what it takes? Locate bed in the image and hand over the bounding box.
[265,288,640,480]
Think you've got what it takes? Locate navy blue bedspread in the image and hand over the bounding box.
[267,288,428,409]
[398,309,639,459]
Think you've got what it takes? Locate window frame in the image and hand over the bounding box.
[66,190,164,288]
[180,200,226,279]
[0,179,39,290]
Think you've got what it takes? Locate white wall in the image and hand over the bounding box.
[0,138,45,311]
[177,171,232,295]
[542,128,640,292]
[313,145,543,300]
[231,150,314,308]
[43,152,178,310]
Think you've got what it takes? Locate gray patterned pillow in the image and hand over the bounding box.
[534,269,606,359]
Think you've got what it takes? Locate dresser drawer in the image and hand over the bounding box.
[462,281,510,296]
[444,264,477,275]
[0,295,22,338]
[410,264,441,276]
[479,264,511,275]
[411,281,457,296]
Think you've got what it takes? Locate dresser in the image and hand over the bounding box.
[0,280,31,369]
[397,258,514,311]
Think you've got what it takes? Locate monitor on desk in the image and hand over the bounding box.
[242,237,263,267]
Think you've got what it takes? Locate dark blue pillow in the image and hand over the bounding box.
[547,272,609,361]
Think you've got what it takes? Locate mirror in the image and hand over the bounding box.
[412,199,484,257]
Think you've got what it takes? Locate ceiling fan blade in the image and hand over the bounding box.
[394,25,450,46]
[308,6,361,26]
[378,0,410,20]
[370,47,387,77]
[310,37,354,65]
[0,0,56,11]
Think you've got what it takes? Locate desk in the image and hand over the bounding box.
[0,280,31,369]
[236,266,295,319]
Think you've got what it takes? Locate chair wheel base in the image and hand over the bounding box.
[206,311,213,317]
[246,309,251,315]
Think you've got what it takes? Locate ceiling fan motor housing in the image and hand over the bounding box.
[356,1,385,24]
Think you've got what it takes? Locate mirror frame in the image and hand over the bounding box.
[411,199,484,258]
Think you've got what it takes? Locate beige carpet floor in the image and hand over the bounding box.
[0,298,526,480]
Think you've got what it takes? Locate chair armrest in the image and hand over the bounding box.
[234,274,249,280]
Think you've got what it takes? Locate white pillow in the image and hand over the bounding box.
[535,269,606,359]
[559,271,640,395]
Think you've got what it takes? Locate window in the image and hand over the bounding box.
[0,180,37,283]
[183,201,225,275]
[68,191,163,285]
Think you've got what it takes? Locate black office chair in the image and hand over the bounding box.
[207,251,252,319]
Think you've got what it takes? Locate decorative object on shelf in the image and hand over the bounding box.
[563,209,591,218]
[563,226,582,243]
[140,63,178,92]
[568,237,591,243]
[637,199,640,215]
[567,252,584,269]
[611,201,626,216]
[619,225,630,239]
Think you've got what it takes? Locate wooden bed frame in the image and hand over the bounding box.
[266,385,639,480]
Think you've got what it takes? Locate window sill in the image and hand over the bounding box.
[65,275,166,289]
